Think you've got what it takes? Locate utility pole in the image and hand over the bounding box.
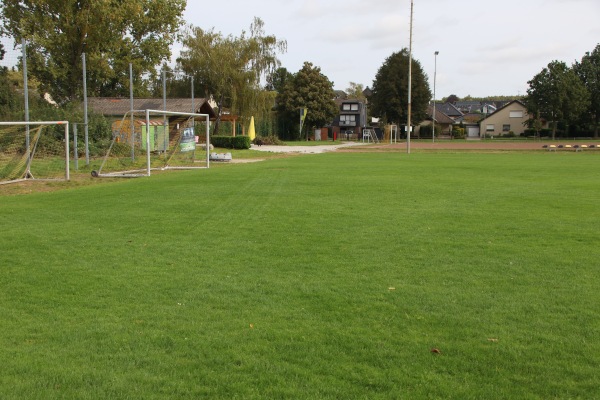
[407,0,414,154]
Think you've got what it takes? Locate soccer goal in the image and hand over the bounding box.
[92,109,210,178]
[0,121,70,185]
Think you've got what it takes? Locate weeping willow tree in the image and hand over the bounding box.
[177,17,286,135]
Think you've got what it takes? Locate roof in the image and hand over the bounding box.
[479,100,528,122]
[437,102,464,117]
[427,105,455,124]
[87,97,216,118]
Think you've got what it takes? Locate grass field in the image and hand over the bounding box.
[1,150,599,399]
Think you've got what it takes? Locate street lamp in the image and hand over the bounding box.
[432,51,439,143]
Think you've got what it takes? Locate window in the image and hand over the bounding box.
[503,124,510,132]
[350,104,359,111]
[340,115,356,122]
[486,124,494,132]
[509,110,523,118]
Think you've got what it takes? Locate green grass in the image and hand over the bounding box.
[1,152,599,398]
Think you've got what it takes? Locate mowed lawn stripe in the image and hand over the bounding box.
[0,152,599,398]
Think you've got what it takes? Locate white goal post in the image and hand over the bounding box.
[145,109,211,174]
[0,121,70,184]
[92,109,210,178]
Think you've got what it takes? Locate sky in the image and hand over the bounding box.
[179,0,600,98]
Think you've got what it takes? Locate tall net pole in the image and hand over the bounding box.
[82,52,90,165]
[22,39,31,164]
[129,63,135,161]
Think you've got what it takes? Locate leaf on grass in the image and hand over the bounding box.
[487,338,499,342]
[431,348,441,354]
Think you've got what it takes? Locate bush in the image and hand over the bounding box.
[253,135,283,145]
[211,135,251,149]
[452,127,465,139]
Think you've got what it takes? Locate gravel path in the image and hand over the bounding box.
[250,142,366,153]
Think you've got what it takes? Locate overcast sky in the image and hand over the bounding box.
[181,0,600,98]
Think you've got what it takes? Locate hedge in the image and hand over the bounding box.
[211,135,251,149]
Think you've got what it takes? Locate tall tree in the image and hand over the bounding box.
[265,67,293,92]
[525,61,590,139]
[573,44,600,138]
[446,94,460,104]
[370,49,431,126]
[177,17,286,134]
[345,82,366,100]
[0,0,186,104]
[276,62,337,140]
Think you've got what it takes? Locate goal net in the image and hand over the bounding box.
[0,121,70,184]
[93,109,210,178]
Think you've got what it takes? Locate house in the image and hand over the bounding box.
[479,100,530,137]
[417,104,455,137]
[436,102,464,121]
[332,99,368,139]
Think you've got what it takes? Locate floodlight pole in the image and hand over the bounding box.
[406,0,414,154]
[433,51,439,143]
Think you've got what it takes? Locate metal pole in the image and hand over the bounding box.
[407,0,414,154]
[22,39,30,164]
[64,122,70,181]
[129,63,135,161]
[433,51,439,143]
[145,109,151,176]
[162,69,167,154]
[73,124,78,170]
[191,75,195,113]
[205,114,210,168]
[82,52,90,165]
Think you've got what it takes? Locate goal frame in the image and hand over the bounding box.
[145,109,211,174]
[93,109,210,178]
[0,120,70,184]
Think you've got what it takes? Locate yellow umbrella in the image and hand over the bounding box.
[248,116,256,141]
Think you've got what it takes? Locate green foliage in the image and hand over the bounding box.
[265,67,293,92]
[525,60,590,139]
[370,49,431,125]
[253,135,283,145]
[211,135,251,149]
[573,44,600,138]
[345,82,366,100]
[276,62,338,139]
[0,0,186,104]
[177,17,286,135]
[452,126,465,139]
[419,124,441,137]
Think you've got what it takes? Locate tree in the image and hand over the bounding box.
[525,61,590,139]
[0,0,186,104]
[177,17,286,134]
[266,67,294,92]
[345,82,366,100]
[446,94,460,104]
[370,49,431,126]
[573,44,600,138]
[276,62,337,140]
